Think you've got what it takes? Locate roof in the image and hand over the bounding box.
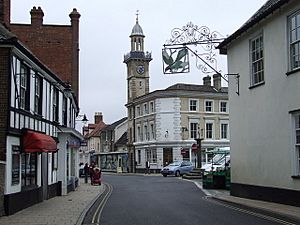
[217,0,291,53]
[130,18,144,37]
[102,117,127,132]
[166,83,228,93]
[86,121,107,138]
[115,132,128,147]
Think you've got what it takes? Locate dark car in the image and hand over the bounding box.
[161,161,194,177]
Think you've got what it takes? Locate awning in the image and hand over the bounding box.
[23,130,57,153]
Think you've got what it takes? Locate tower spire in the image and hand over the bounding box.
[136,10,139,23]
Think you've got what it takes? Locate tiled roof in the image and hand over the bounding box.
[87,121,107,138]
[218,0,290,53]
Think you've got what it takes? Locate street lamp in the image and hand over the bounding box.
[195,128,204,168]
[76,114,89,126]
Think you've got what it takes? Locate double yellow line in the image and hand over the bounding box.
[92,182,113,225]
[204,196,296,225]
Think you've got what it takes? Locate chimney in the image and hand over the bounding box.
[203,75,211,86]
[213,74,222,90]
[69,8,81,101]
[30,6,44,27]
[94,112,103,124]
[0,0,10,27]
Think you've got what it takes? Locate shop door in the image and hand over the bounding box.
[163,148,173,166]
[41,153,48,200]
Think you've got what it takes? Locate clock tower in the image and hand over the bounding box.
[124,15,152,103]
[124,14,152,172]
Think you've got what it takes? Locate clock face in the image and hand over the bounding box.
[136,65,145,74]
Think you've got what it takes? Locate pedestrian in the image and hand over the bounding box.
[89,162,95,183]
[145,160,150,174]
[84,163,89,183]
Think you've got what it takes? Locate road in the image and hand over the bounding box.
[83,174,296,225]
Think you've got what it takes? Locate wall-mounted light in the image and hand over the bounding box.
[76,114,89,125]
[165,130,169,138]
[181,127,188,132]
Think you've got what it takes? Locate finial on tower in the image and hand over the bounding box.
[136,10,139,23]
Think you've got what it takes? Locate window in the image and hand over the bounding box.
[289,12,300,70]
[144,125,148,140]
[220,101,227,113]
[34,74,43,115]
[146,149,157,163]
[137,150,141,164]
[144,103,148,114]
[21,153,37,188]
[137,126,142,141]
[250,34,264,85]
[205,100,213,112]
[206,123,213,139]
[136,106,141,116]
[62,97,67,126]
[150,102,154,113]
[52,88,59,122]
[20,64,30,110]
[11,146,20,185]
[190,122,198,139]
[150,123,155,140]
[189,99,198,111]
[221,123,229,139]
[295,114,300,175]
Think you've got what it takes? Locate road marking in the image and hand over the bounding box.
[204,197,296,225]
[91,182,113,225]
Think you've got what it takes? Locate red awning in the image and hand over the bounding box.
[23,130,57,153]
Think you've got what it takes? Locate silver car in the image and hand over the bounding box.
[161,161,194,177]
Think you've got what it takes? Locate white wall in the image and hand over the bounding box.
[227,1,300,189]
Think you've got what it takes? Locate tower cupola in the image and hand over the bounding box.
[130,13,145,52]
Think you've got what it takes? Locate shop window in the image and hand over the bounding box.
[21,153,37,188]
[11,146,20,185]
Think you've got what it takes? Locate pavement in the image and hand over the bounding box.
[0,175,298,225]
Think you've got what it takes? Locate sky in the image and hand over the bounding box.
[11,0,267,125]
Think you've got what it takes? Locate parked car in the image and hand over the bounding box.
[79,164,85,177]
[201,155,230,173]
[161,161,194,177]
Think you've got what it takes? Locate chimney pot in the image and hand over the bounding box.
[30,6,44,27]
[213,74,222,90]
[203,75,211,86]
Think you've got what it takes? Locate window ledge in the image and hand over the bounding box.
[291,175,300,179]
[249,81,265,89]
[286,68,300,76]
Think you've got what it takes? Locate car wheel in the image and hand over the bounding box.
[163,174,167,177]
[175,171,180,177]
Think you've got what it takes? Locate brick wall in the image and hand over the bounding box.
[10,7,80,100]
[0,47,10,216]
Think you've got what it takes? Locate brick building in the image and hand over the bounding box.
[0,0,83,215]
[1,0,81,100]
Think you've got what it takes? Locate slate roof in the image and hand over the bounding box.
[218,0,291,53]
[102,117,127,132]
[115,132,128,147]
[166,83,228,93]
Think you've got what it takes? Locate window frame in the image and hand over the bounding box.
[21,152,37,189]
[205,100,213,112]
[189,99,198,112]
[205,121,214,139]
[250,33,264,86]
[190,122,198,139]
[288,11,300,71]
[294,113,300,176]
[220,101,228,113]
[220,123,229,139]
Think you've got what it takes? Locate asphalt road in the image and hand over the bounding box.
[86,174,294,225]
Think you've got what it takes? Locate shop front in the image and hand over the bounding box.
[4,130,59,215]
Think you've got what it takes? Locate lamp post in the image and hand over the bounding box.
[195,128,204,168]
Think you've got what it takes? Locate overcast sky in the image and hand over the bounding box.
[11,0,266,125]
